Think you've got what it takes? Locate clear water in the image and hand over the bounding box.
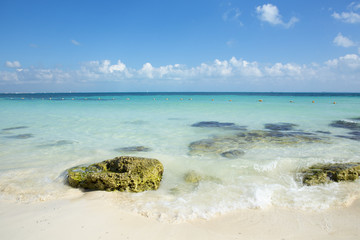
[1,92,360,221]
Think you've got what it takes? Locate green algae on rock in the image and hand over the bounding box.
[302,162,360,186]
[67,156,164,192]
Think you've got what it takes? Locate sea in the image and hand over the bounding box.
[1,92,360,221]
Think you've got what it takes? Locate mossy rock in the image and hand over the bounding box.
[67,156,164,192]
[302,162,360,186]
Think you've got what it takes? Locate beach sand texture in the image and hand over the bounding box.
[1,193,359,240]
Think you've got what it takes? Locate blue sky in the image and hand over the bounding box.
[1,0,360,92]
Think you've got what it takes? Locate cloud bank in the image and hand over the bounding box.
[1,54,360,92]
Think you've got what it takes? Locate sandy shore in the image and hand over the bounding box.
[1,192,359,240]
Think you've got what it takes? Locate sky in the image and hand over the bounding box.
[1,0,360,92]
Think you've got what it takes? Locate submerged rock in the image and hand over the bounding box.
[349,131,360,136]
[67,156,164,192]
[169,171,222,195]
[335,135,360,141]
[115,146,152,152]
[188,130,328,157]
[6,134,33,139]
[183,170,221,184]
[220,150,245,159]
[335,130,360,141]
[264,123,298,131]
[315,131,331,134]
[329,120,360,130]
[2,126,29,131]
[302,162,360,186]
[184,171,203,184]
[191,121,246,130]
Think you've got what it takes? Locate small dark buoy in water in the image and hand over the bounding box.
[333,101,336,104]
[258,99,263,102]
[290,100,294,103]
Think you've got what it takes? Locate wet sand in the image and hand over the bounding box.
[1,191,359,240]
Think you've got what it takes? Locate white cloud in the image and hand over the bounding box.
[265,63,302,77]
[82,60,130,78]
[326,54,360,69]
[0,71,18,81]
[332,2,360,23]
[140,62,154,78]
[332,11,360,23]
[5,61,21,68]
[71,39,80,46]
[333,33,355,47]
[1,55,360,91]
[109,60,126,73]
[256,4,298,28]
[229,57,262,77]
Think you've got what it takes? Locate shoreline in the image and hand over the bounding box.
[1,192,359,240]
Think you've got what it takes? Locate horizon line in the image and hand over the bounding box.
[1,91,360,94]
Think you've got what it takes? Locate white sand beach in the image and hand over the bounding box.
[1,191,359,240]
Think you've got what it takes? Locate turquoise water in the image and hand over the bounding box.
[1,93,360,221]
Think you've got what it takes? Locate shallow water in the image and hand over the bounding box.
[1,92,360,221]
